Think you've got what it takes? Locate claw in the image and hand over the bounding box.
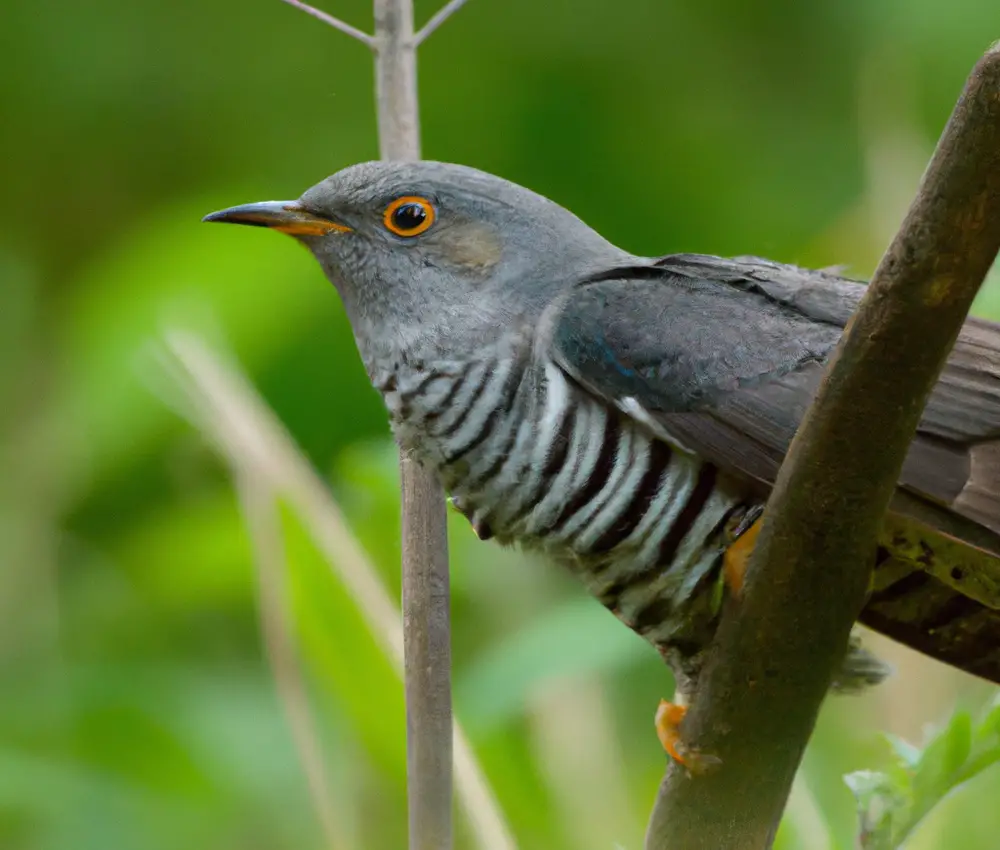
[655,699,722,775]
[722,508,764,596]
[655,699,689,763]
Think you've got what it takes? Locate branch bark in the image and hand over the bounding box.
[646,42,1000,850]
[372,3,454,849]
[268,2,473,845]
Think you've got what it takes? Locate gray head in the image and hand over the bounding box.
[204,161,630,364]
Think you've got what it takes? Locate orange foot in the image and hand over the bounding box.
[655,700,722,775]
[655,699,689,764]
[722,509,764,596]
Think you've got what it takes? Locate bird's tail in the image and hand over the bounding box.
[861,496,1000,684]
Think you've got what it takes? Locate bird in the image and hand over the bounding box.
[205,160,1000,767]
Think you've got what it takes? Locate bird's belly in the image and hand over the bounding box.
[457,456,742,644]
[379,355,752,663]
[428,362,750,651]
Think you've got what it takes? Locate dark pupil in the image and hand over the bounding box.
[392,202,427,231]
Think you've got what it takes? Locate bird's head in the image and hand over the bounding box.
[204,161,629,361]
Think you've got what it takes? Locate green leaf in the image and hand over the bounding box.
[912,710,972,815]
[849,700,1000,850]
[844,769,905,850]
[976,691,1000,742]
[884,733,921,771]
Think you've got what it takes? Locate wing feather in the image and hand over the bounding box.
[548,254,1000,682]
[549,253,1000,538]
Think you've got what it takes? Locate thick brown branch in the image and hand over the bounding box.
[646,43,1000,850]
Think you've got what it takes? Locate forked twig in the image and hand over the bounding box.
[275,0,374,47]
[415,0,472,45]
[273,0,471,50]
[369,2,452,847]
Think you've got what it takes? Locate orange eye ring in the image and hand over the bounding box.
[383,196,436,237]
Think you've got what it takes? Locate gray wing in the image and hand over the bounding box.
[549,253,1000,538]
[550,253,1000,684]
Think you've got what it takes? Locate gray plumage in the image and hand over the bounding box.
[205,161,1000,694]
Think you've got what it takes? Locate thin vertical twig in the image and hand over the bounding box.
[372,2,454,848]
[237,3,474,845]
[374,0,422,160]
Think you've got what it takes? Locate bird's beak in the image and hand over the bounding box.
[202,201,351,236]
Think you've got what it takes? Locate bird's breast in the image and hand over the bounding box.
[374,354,754,654]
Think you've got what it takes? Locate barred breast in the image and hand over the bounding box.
[376,352,755,656]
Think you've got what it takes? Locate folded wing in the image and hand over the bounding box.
[548,253,1000,681]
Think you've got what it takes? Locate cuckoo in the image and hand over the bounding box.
[205,161,1000,767]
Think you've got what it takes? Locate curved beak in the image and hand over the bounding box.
[202,201,351,236]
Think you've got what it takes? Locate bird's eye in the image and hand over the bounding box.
[384,196,436,237]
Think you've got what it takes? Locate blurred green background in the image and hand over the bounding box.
[4,1,1000,848]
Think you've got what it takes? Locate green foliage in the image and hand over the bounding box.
[4,1,1000,848]
[846,698,1000,850]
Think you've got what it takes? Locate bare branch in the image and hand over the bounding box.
[646,42,1000,850]
[372,3,455,849]
[373,0,421,160]
[157,332,515,850]
[415,0,472,46]
[237,472,347,850]
[231,3,465,845]
[398,459,453,850]
[276,0,374,47]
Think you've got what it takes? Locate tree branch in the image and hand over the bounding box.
[415,0,472,46]
[646,42,1000,850]
[275,0,374,47]
[373,0,421,161]
[371,2,454,848]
